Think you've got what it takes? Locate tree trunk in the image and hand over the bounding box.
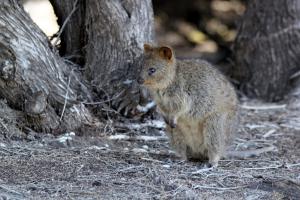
[233,0,300,101]
[0,0,94,133]
[0,0,154,135]
[51,0,154,115]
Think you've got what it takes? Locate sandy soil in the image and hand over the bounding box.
[0,94,299,200]
[5,1,297,199]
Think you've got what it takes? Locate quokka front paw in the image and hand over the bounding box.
[163,115,177,128]
[169,120,177,128]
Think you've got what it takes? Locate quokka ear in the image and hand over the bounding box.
[144,43,153,52]
[159,46,173,61]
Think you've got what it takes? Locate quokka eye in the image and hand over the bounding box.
[148,68,156,75]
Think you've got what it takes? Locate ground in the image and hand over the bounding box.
[0,92,299,200]
[1,1,297,199]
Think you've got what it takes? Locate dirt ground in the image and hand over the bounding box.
[1,1,296,200]
[0,91,299,200]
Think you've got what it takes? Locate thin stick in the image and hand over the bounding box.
[193,185,246,190]
[52,0,79,46]
[140,157,164,163]
[263,129,276,138]
[60,75,71,121]
[241,104,286,110]
[81,89,125,105]
[0,185,24,196]
[108,134,167,141]
[191,167,215,174]
[244,164,284,170]
[286,163,300,168]
[227,145,277,159]
[0,119,9,133]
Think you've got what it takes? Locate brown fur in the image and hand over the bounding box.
[139,44,239,167]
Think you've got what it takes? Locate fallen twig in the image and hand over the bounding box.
[191,167,215,174]
[227,145,277,159]
[241,103,286,110]
[114,120,166,130]
[0,185,25,197]
[263,129,276,138]
[0,119,9,133]
[108,134,167,141]
[286,163,300,169]
[193,185,246,190]
[244,164,284,170]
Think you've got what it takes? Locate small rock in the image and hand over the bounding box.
[92,180,102,186]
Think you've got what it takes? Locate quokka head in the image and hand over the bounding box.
[138,44,175,89]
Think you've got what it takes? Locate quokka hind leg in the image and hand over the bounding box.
[165,125,188,159]
[203,113,227,167]
[224,110,239,145]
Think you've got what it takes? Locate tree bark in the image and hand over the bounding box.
[51,0,154,115]
[233,0,300,101]
[0,0,154,135]
[0,0,94,133]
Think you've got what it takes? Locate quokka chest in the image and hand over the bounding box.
[157,90,184,112]
[154,90,173,112]
[154,89,190,114]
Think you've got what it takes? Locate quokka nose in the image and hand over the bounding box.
[137,77,145,84]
